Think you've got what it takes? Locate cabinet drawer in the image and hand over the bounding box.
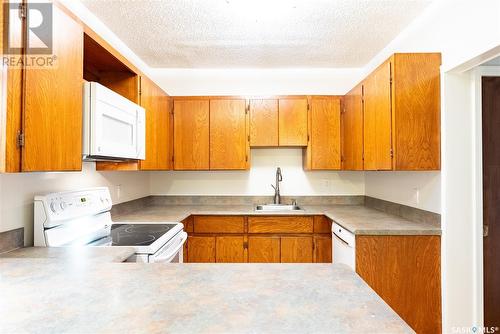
[248,216,313,233]
[313,216,332,233]
[193,216,245,233]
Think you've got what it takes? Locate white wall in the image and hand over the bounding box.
[151,149,364,196]
[365,172,440,213]
[151,68,363,96]
[0,163,150,246]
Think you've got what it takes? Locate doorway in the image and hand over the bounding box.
[482,75,500,327]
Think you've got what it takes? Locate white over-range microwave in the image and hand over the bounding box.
[83,81,145,161]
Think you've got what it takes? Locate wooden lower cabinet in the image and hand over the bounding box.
[187,236,216,263]
[313,235,332,263]
[216,236,246,263]
[356,235,441,334]
[248,236,281,263]
[185,216,332,264]
[281,237,313,263]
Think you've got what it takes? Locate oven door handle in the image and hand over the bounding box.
[152,232,188,263]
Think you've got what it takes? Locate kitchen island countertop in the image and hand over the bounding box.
[0,259,414,333]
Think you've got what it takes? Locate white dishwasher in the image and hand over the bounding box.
[332,222,356,270]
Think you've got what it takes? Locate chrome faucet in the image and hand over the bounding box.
[271,167,282,204]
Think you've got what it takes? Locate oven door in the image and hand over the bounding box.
[149,231,187,263]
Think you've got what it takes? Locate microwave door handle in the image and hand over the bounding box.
[153,232,188,263]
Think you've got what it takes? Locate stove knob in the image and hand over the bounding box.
[50,202,57,213]
[60,201,67,211]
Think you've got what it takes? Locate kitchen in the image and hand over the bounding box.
[0,0,499,333]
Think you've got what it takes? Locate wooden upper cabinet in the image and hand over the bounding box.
[363,59,392,171]
[173,99,210,170]
[392,53,441,170]
[209,99,248,170]
[278,98,308,146]
[138,77,172,171]
[304,97,341,170]
[342,84,364,170]
[362,53,441,171]
[249,99,278,146]
[22,6,83,171]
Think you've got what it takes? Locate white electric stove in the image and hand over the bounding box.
[33,187,187,263]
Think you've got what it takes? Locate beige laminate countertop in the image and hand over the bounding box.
[112,204,441,236]
[0,256,414,334]
[0,246,135,263]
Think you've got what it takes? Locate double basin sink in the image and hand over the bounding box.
[255,204,303,212]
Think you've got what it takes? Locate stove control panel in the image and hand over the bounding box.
[35,187,112,227]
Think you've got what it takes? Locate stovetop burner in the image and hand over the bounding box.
[110,224,177,246]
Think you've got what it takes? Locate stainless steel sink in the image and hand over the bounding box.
[255,204,303,212]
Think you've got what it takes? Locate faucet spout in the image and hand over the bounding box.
[273,167,282,204]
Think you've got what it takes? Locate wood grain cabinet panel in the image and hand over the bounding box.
[248,216,313,234]
[313,236,332,263]
[392,53,441,170]
[173,99,210,170]
[361,53,441,171]
[342,84,364,170]
[248,236,280,263]
[281,237,313,263]
[187,236,216,263]
[313,216,332,234]
[216,236,246,263]
[356,235,441,334]
[22,6,83,171]
[249,99,279,147]
[193,216,245,233]
[278,98,308,146]
[209,99,248,170]
[304,97,341,170]
[363,59,392,171]
[139,77,172,170]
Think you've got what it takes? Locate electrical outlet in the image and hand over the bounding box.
[116,185,121,200]
[322,179,332,189]
[414,188,420,205]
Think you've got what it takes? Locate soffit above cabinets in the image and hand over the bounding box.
[80,0,432,68]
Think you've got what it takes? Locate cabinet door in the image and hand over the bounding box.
[363,60,392,170]
[356,235,441,334]
[313,236,332,263]
[281,236,313,263]
[216,236,246,263]
[22,6,83,171]
[248,236,280,263]
[342,84,364,170]
[173,99,209,170]
[187,236,216,263]
[139,77,172,170]
[210,99,248,170]
[249,99,278,146]
[278,98,308,146]
[305,97,341,170]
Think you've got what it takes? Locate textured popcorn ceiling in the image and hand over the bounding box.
[81,0,432,68]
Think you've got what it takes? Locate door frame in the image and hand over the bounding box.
[472,66,500,326]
